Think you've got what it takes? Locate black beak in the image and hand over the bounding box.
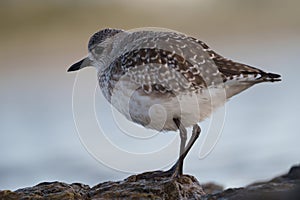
[67,57,91,72]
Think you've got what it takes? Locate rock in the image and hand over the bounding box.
[204,164,300,200]
[89,172,205,199]
[0,172,204,200]
[1,165,299,200]
[0,182,90,200]
[201,182,223,195]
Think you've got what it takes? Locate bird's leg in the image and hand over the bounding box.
[166,123,201,177]
[136,124,201,180]
[179,124,201,162]
[173,118,187,176]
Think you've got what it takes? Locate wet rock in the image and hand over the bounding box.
[204,165,300,200]
[201,182,223,195]
[0,182,90,200]
[89,172,205,199]
[1,165,299,200]
[0,172,204,200]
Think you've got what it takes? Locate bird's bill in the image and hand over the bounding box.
[67,57,91,72]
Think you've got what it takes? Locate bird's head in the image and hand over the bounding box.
[67,28,124,72]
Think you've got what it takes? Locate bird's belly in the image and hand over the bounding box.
[109,81,226,131]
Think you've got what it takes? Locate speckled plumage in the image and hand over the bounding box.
[69,28,281,131]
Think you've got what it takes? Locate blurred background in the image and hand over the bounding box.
[0,0,299,190]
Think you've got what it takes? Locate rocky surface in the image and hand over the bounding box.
[0,165,299,200]
[204,165,300,200]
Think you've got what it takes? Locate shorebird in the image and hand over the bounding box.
[68,28,281,177]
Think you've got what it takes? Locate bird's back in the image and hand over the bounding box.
[98,30,280,101]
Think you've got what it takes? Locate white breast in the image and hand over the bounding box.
[109,78,227,131]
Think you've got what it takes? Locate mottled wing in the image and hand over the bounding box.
[109,31,227,94]
[187,36,281,82]
[121,48,208,93]
[99,31,280,100]
[100,43,215,98]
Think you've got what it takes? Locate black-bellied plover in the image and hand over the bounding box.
[68,28,281,177]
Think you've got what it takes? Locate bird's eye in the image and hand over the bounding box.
[94,46,104,54]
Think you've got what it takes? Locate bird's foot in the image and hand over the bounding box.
[133,162,181,180]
